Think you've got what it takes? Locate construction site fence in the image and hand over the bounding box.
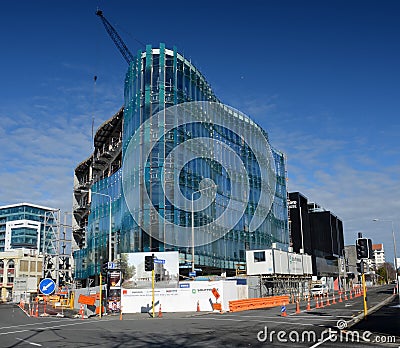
[229,295,289,312]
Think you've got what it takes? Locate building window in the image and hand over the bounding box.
[7,260,15,269]
[254,251,265,263]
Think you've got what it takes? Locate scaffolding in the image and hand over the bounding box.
[42,210,73,288]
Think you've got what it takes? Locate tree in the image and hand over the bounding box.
[119,254,135,281]
[377,262,395,283]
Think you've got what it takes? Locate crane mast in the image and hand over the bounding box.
[96,9,134,64]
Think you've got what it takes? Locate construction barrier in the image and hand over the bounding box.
[229,295,289,313]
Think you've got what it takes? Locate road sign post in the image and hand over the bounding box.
[39,278,56,296]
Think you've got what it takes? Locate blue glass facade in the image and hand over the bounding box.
[73,44,289,280]
[0,203,57,253]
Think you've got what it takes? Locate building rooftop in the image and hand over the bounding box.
[0,202,58,211]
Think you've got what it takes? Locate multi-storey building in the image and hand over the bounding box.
[0,203,72,297]
[372,243,385,269]
[73,44,289,285]
[0,203,72,300]
[288,192,345,279]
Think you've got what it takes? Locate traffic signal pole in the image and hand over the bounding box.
[99,272,102,319]
[152,268,155,318]
[362,272,368,318]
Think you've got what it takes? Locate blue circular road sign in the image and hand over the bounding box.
[39,278,56,295]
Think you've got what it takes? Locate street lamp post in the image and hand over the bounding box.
[191,184,216,274]
[373,219,399,302]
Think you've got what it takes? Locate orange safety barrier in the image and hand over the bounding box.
[229,295,289,313]
[212,303,222,311]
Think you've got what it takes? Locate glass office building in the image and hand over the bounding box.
[0,203,57,254]
[73,44,289,282]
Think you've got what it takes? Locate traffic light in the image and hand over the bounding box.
[367,238,373,259]
[101,262,108,276]
[144,255,154,271]
[356,261,363,273]
[155,274,161,282]
[356,238,369,259]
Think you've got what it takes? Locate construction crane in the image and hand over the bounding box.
[96,9,134,64]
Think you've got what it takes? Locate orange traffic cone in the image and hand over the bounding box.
[326,294,330,306]
[306,297,311,311]
[349,289,353,299]
[295,300,301,314]
[320,295,324,308]
[158,304,163,318]
[339,291,343,302]
[344,291,348,301]
[332,293,336,304]
[281,303,287,317]
[197,301,200,312]
[35,303,39,318]
[315,296,320,309]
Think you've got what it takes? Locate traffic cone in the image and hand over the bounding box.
[158,304,162,318]
[315,296,320,309]
[332,293,336,304]
[349,289,353,299]
[281,303,287,317]
[339,291,343,302]
[295,300,301,314]
[35,303,39,318]
[344,291,348,301]
[326,294,330,306]
[197,300,200,312]
[306,297,311,311]
[320,295,324,308]
[80,304,84,320]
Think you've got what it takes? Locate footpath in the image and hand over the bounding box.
[351,295,400,339]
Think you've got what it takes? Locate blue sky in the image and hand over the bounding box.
[0,1,399,264]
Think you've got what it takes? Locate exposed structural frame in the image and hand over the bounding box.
[42,210,73,288]
[259,275,312,300]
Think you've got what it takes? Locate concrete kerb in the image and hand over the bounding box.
[346,294,396,329]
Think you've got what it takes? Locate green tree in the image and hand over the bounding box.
[120,254,135,281]
[377,262,395,284]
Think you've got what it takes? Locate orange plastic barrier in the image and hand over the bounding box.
[229,295,289,312]
[78,294,96,306]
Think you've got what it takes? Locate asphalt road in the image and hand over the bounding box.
[0,284,397,348]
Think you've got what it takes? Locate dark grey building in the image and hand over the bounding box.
[288,192,344,278]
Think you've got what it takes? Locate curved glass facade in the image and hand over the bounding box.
[73,43,288,280]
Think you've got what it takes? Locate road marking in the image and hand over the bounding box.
[221,314,338,322]
[309,333,335,348]
[183,317,315,327]
[0,320,97,336]
[0,319,83,331]
[15,338,42,346]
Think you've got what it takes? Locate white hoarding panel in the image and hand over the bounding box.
[245,249,274,275]
[121,251,179,289]
[273,249,289,274]
[302,254,313,275]
[121,280,238,313]
[288,252,303,275]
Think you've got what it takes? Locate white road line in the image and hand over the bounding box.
[15,338,42,346]
[0,320,97,336]
[0,319,82,331]
[222,314,338,322]
[183,317,315,327]
[309,333,335,348]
